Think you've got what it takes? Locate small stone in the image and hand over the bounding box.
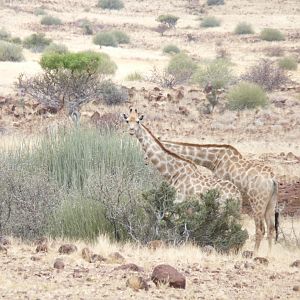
[81,247,92,262]
[31,255,42,261]
[151,264,186,289]
[90,254,106,263]
[290,260,300,268]
[114,263,144,272]
[58,244,77,255]
[54,258,65,270]
[126,276,149,291]
[35,237,48,246]
[242,250,253,259]
[202,245,215,255]
[36,244,48,253]
[0,236,10,246]
[0,245,8,255]
[244,262,255,269]
[254,257,269,266]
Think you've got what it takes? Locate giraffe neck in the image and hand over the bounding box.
[162,141,241,177]
[135,126,195,183]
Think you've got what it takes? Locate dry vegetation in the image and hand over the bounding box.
[0,0,300,298]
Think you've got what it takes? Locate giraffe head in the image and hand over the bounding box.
[123,107,144,135]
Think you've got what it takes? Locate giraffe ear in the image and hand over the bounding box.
[139,115,144,121]
[129,107,133,113]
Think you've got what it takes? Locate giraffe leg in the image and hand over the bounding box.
[254,217,264,256]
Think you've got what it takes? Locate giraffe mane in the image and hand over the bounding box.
[141,125,198,167]
[161,140,242,156]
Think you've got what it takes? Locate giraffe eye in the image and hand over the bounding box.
[136,120,140,124]
[126,120,129,123]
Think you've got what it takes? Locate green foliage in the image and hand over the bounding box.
[234,22,254,35]
[200,16,221,28]
[193,59,233,89]
[163,44,180,55]
[40,51,117,74]
[99,80,128,105]
[23,33,52,52]
[93,32,118,47]
[278,56,298,70]
[260,28,285,41]
[41,15,62,26]
[0,41,24,62]
[167,52,197,84]
[126,71,143,81]
[43,43,68,54]
[0,27,11,41]
[111,30,130,44]
[33,7,46,15]
[176,190,248,253]
[227,82,268,110]
[157,15,179,28]
[97,0,124,10]
[207,0,224,5]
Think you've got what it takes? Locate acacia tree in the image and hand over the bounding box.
[16,51,117,114]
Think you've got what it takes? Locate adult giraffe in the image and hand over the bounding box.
[161,140,278,254]
[123,108,242,204]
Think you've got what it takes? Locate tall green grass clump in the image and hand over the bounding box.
[41,15,62,26]
[97,0,124,10]
[234,22,254,35]
[0,41,24,61]
[227,82,268,110]
[193,59,233,89]
[260,28,285,41]
[126,71,143,81]
[200,16,221,28]
[278,56,298,70]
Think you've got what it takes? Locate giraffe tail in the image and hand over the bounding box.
[273,180,279,242]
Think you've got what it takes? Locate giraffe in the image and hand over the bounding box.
[161,140,278,254]
[123,108,242,205]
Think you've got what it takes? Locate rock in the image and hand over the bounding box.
[178,106,189,116]
[293,285,300,292]
[0,245,8,255]
[31,255,42,261]
[290,260,300,268]
[0,236,10,246]
[151,264,186,289]
[73,268,89,278]
[114,263,144,272]
[58,244,77,255]
[126,276,149,291]
[244,261,255,269]
[147,240,166,250]
[54,258,65,269]
[201,245,215,255]
[253,257,269,266]
[90,254,106,263]
[175,89,184,100]
[35,237,48,246]
[36,244,48,253]
[81,247,92,262]
[108,252,125,264]
[242,250,253,259]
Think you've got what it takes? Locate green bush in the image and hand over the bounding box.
[200,16,221,28]
[40,51,116,74]
[33,7,46,15]
[41,15,62,26]
[193,59,233,89]
[23,33,52,52]
[176,190,248,253]
[126,71,143,81]
[260,28,285,41]
[43,43,68,54]
[207,0,224,5]
[167,52,197,84]
[0,41,24,62]
[163,44,180,55]
[278,56,298,70]
[111,30,130,44]
[157,15,179,28]
[234,22,254,35]
[10,37,22,44]
[97,0,124,10]
[227,82,268,110]
[99,80,128,105]
[93,32,118,47]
